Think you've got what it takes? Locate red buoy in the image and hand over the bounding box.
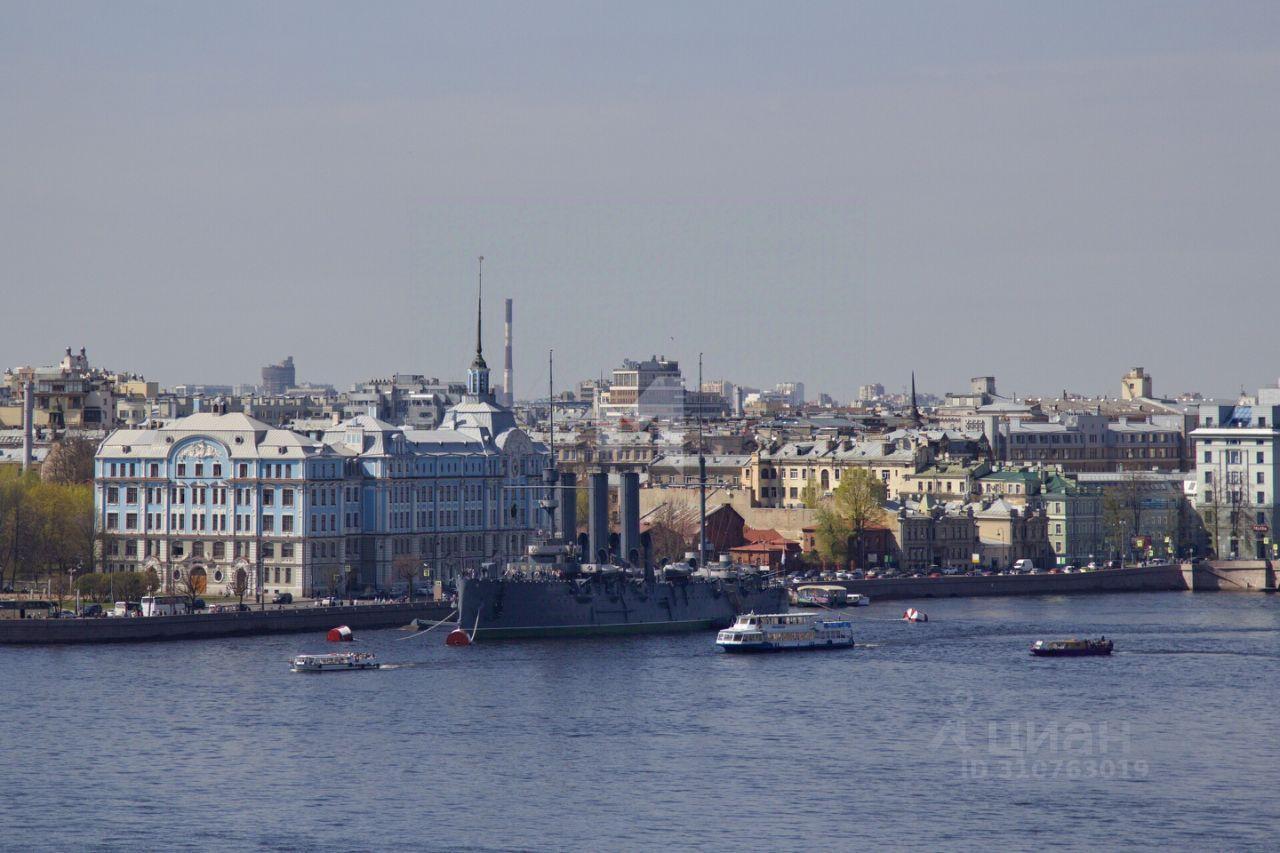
[327,625,354,642]
[445,628,471,647]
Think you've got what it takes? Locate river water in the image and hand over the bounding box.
[2,591,1278,852]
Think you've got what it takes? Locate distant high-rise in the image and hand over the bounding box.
[261,356,296,396]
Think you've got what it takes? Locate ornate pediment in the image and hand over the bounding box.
[178,439,222,460]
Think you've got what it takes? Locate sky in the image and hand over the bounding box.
[3,1,1280,401]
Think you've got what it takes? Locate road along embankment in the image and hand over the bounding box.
[0,602,454,645]
[835,564,1188,603]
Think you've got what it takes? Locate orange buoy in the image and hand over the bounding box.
[327,625,354,642]
[445,628,471,646]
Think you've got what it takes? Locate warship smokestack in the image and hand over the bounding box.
[21,379,34,473]
[559,471,577,545]
[588,472,609,564]
[503,298,513,407]
[620,472,640,566]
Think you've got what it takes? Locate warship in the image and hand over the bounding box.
[457,351,786,640]
[456,472,787,639]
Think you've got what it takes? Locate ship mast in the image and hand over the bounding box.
[698,351,707,567]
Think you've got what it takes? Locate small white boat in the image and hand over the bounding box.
[716,613,854,652]
[290,652,380,673]
[848,592,871,607]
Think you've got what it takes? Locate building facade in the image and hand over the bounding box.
[94,302,550,598]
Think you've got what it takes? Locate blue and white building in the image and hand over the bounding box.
[93,296,550,598]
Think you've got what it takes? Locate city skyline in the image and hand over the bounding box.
[6,3,1280,398]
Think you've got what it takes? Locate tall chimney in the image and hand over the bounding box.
[21,379,35,473]
[559,471,578,544]
[620,472,640,566]
[588,472,609,564]
[503,298,514,407]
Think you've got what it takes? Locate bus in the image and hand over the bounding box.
[140,595,189,617]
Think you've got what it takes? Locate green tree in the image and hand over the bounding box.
[812,468,887,568]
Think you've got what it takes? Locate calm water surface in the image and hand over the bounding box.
[3,591,1279,852]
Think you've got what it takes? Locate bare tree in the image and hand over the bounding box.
[228,568,250,607]
[1103,474,1145,561]
[40,437,99,485]
[392,554,419,600]
[175,569,204,611]
[646,502,698,564]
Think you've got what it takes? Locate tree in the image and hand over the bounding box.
[40,437,98,485]
[646,502,698,565]
[175,569,204,611]
[811,468,887,568]
[799,481,822,509]
[393,554,419,599]
[1103,474,1145,562]
[228,567,250,607]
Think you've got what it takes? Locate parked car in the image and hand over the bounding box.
[79,604,103,618]
[319,596,340,607]
[272,592,293,605]
[192,598,207,610]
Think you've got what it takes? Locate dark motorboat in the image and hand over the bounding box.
[1030,637,1113,657]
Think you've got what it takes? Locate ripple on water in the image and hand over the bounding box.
[2,591,1280,851]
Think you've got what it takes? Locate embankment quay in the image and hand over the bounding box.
[0,602,453,645]
[835,561,1277,602]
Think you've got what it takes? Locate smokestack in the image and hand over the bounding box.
[620,472,640,567]
[503,298,513,407]
[559,471,577,545]
[588,472,609,564]
[21,379,34,473]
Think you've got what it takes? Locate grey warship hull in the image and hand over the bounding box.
[457,575,788,640]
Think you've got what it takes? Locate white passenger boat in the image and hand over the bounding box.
[847,592,870,607]
[716,613,854,653]
[290,652,380,673]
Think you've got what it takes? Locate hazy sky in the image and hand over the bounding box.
[4,2,1280,401]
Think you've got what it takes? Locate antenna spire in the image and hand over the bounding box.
[476,255,484,358]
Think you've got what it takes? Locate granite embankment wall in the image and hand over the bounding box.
[0,602,454,645]
[836,564,1189,603]
[1185,561,1275,592]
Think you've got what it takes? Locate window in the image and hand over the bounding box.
[107,487,119,503]
[126,487,138,503]
[212,464,222,477]
[238,463,248,478]
[1204,450,1212,463]
[194,463,204,477]
[125,513,137,530]
[106,512,119,529]
[1259,453,1266,464]
[282,489,294,507]
[1258,472,1266,485]
[262,516,274,532]
[281,543,294,559]
[282,516,294,532]
[1205,471,1213,483]
[213,542,224,559]
[177,463,186,476]
[1259,492,1266,505]
[263,543,274,558]
[263,489,274,506]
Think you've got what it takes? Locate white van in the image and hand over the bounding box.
[1012,559,1038,574]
